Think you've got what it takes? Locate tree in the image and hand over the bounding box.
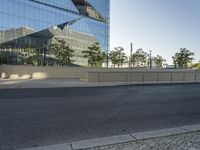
[0,51,8,64]
[131,49,148,67]
[153,55,166,69]
[192,61,200,69]
[109,50,118,67]
[20,47,38,65]
[50,38,75,65]
[172,53,179,69]
[172,48,194,69]
[82,42,104,67]
[102,51,109,67]
[109,47,127,68]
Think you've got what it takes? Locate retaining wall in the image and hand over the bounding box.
[0,65,146,80]
[1,65,198,84]
[88,70,200,84]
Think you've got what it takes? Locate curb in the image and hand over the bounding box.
[19,123,200,150]
[0,80,129,89]
[19,143,71,150]
[1,77,200,90]
[1,82,200,90]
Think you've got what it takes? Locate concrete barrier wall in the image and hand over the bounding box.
[88,70,200,84]
[0,65,87,79]
[99,72,127,82]
[158,73,171,83]
[196,73,200,82]
[0,65,147,80]
[1,65,199,84]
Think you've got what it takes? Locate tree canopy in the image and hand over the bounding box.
[82,42,104,67]
[172,48,194,69]
[109,47,127,68]
[153,55,166,69]
[20,47,38,65]
[192,61,200,69]
[50,38,75,65]
[131,49,148,67]
[0,50,8,64]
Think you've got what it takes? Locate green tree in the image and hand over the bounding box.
[82,42,104,67]
[102,51,109,67]
[20,47,38,65]
[172,53,179,69]
[153,55,166,69]
[0,51,8,64]
[109,47,127,68]
[172,48,194,69]
[109,50,118,67]
[50,38,75,65]
[131,49,148,67]
[192,61,200,69]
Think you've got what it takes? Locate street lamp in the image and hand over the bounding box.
[130,43,133,68]
[149,50,152,69]
[130,43,133,83]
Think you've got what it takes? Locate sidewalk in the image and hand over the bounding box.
[85,131,200,150]
[0,79,199,89]
[19,124,200,150]
[0,79,127,89]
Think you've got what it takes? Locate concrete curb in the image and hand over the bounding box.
[0,80,199,89]
[131,127,187,140]
[71,134,134,150]
[0,79,129,89]
[19,124,200,150]
[19,143,71,150]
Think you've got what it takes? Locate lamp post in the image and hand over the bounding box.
[130,43,133,68]
[130,43,133,83]
[149,50,152,69]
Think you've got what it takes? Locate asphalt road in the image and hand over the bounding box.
[1,84,200,150]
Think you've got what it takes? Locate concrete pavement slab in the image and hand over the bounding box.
[71,134,134,150]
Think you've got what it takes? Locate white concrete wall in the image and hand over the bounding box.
[0,65,87,79]
[1,65,199,84]
[88,70,200,84]
[0,65,146,80]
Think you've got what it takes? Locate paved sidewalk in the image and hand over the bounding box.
[20,124,200,150]
[0,79,126,89]
[86,131,200,150]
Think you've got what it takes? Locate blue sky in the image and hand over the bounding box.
[110,0,200,64]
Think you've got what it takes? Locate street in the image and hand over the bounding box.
[1,84,200,150]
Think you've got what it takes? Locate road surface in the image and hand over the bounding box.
[1,84,200,150]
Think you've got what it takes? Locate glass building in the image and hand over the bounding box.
[0,0,110,66]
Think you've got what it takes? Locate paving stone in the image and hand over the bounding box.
[85,131,200,150]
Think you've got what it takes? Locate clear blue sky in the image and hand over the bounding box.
[110,0,200,64]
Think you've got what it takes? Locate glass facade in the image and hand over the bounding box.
[0,0,110,65]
